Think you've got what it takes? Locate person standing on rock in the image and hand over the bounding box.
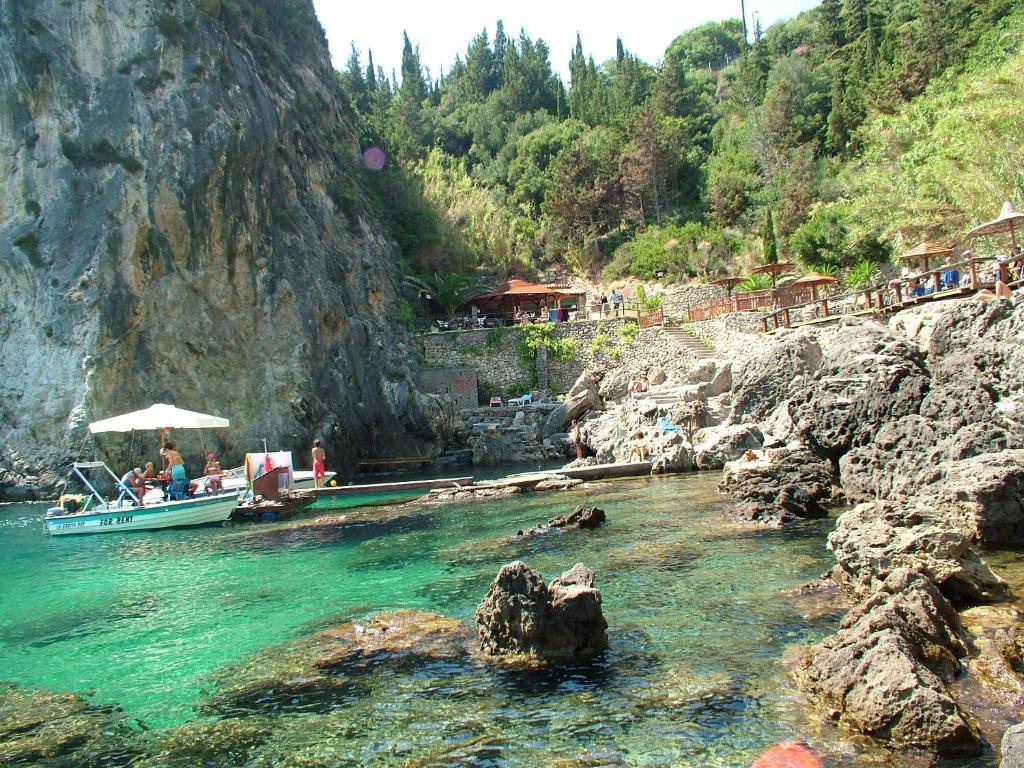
[311,439,327,488]
[572,420,585,460]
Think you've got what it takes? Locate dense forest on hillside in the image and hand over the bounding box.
[331,0,1022,291]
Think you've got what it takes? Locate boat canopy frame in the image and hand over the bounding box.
[70,460,140,508]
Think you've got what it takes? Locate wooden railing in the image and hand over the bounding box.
[638,306,665,328]
[761,255,1024,331]
[687,285,826,322]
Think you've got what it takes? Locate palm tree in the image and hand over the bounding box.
[404,273,489,319]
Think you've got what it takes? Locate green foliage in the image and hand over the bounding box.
[12,232,40,262]
[618,322,639,345]
[589,333,611,356]
[514,322,578,363]
[739,273,772,292]
[843,258,882,290]
[635,285,663,309]
[156,14,184,42]
[134,69,175,94]
[59,136,143,173]
[327,5,1017,286]
[404,272,489,317]
[395,298,418,330]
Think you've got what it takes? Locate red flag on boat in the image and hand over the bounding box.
[751,741,823,768]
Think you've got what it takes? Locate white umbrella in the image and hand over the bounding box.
[88,403,229,434]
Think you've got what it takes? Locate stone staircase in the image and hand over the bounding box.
[660,327,717,359]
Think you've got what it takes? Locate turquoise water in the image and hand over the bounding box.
[0,474,994,766]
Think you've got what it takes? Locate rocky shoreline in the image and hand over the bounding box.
[496,294,1023,759]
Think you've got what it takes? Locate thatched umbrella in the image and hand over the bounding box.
[966,201,1024,251]
[791,271,839,301]
[897,241,954,271]
[751,262,795,288]
[710,276,745,297]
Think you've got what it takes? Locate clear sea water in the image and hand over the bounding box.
[0,473,1000,766]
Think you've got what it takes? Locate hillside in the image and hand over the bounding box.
[331,0,1021,292]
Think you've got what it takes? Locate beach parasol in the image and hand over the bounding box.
[751,262,795,288]
[710,276,745,297]
[791,271,839,301]
[966,201,1024,251]
[898,241,954,271]
[88,404,230,433]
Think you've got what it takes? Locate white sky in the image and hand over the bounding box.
[312,0,822,84]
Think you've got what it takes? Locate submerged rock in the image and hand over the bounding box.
[750,740,823,768]
[475,561,608,661]
[206,610,473,715]
[135,718,275,768]
[797,569,981,756]
[0,684,135,767]
[518,506,606,536]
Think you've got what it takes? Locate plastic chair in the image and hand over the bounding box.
[167,478,189,501]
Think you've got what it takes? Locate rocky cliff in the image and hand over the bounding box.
[0,0,448,497]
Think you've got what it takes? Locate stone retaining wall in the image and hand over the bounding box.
[658,283,727,319]
[420,319,693,399]
[687,313,764,362]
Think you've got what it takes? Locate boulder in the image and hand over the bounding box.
[692,423,764,470]
[797,569,981,756]
[647,367,667,385]
[548,506,606,529]
[520,506,605,535]
[597,368,632,401]
[469,431,546,467]
[650,443,694,474]
[1002,722,1024,768]
[719,447,837,526]
[475,561,608,661]
[827,501,1007,605]
[542,390,599,437]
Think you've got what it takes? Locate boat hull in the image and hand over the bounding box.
[193,470,335,494]
[45,493,238,535]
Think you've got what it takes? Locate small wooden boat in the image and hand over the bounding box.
[44,462,238,536]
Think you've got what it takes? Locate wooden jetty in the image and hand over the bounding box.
[313,476,474,497]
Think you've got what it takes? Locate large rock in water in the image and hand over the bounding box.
[719,447,837,526]
[475,561,608,661]
[0,0,449,498]
[797,569,981,756]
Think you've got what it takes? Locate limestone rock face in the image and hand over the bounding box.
[475,561,608,661]
[827,501,1007,605]
[0,0,450,497]
[1003,722,1024,768]
[730,330,823,423]
[797,570,981,756]
[787,327,930,460]
[719,447,837,526]
[692,423,763,470]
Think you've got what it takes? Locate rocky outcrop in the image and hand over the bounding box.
[797,569,981,756]
[692,423,763,470]
[475,561,608,661]
[719,447,837,526]
[0,0,451,498]
[828,501,1006,605]
[517,506,606,536]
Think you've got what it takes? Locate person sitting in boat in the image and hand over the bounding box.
[118,467,145,504]
[203,452,224,494]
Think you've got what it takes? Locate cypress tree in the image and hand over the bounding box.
[761,209,778,264]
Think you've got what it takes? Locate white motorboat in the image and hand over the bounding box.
[44,462,238,535]
[192,465,335,495]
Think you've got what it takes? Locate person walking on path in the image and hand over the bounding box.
[311,439,327,488]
